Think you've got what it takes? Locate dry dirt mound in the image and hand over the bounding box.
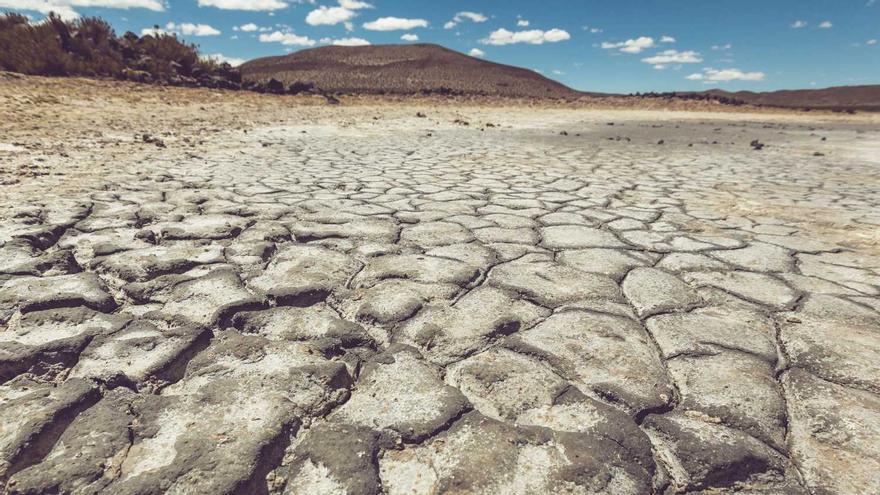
[240,43,583,98]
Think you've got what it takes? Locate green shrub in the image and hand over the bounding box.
[0,12,219,79]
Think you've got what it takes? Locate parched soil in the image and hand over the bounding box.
[1,75,879,495]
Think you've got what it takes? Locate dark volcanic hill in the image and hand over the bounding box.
[700,86,880,111]
[240,44,583,98]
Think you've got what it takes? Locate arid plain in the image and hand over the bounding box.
[2,75,880,494]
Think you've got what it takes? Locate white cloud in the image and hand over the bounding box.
[443,11,487,29]
[602,36,655,53]
[305,1,371,27]
[2,0,164,21]
[641,49,702,66]
[583,26,603,33]
[167,22,221,36]
[686,68,765,82]
[819,21,833,28]
[711,43,733,50]
[306,6,355,26]
[867,39,878,45]
[236,23,257,32]
[259,30,316,46]
[205,53,245,66]
[791,20,807,28]
[552,69,565,75]
[363,17,428,31]
[517,19,529,27]
[481,28,571,45]
[469,48,485,57]
[400,33,418,41]
[660,35,676,43]
[320,36,370,46]
[140,26,166,36]
[198,0,288,10]
[338,0,372,8]
[455,11,487,22]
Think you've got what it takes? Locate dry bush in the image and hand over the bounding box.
[0,13,217,79]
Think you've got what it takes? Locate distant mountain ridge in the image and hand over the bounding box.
[240,44,585,98]
[638,86,880,112]
[699,86,880,111]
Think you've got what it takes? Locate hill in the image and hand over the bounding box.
[701,86,880,111]
[239,44,583,98]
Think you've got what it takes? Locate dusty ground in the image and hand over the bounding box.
[1,75,879,494]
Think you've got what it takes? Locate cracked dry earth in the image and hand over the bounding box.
[2,87,880,495]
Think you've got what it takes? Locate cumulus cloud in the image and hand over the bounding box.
[234,23,272,32]
[2,0,164,21]
[867,38,878,45]
[204,53,245,66]
[791,20,807,28]
[400,33,418,41]
[819,21,833,28]
[517,19,529,27]
[167,22,220,36]
[711,43,733,50]
[444,11,488,29]
[660,35,676,43]
[320,36,370,46]
[259,30,316,46]
[601,36,655,53]
[338,0,372,8]
[306,1,371,27]
[199,0,288,10]
[469,48,485,57]
[306,6,355,26]
[140,26,166,36]
[686,68,765,82]
[641,49,702,68]
[583,26,603,33]
[363,17,428,31]
[481,28,571,45]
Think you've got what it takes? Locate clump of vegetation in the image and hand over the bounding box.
[0,12,240,88]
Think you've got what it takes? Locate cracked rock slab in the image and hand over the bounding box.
[380,410,655,495]
[0,272,116,314]
[684,271,800,309]
[779,314,880,394]
[622,267,703,318]
[667,352,787,449]
[331,345,469,441]
[644,412,797,493]
[249,245,361,304]
[149,268,262,328]
[783,369,880,495]
[395,286,549,364]
[645,306,778,362]
[283,422,382,495]
[507,310,674,414]
[105,332,351,494]
[0,378,100,483]
[487,261,621,308]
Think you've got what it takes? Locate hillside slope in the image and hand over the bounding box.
[240,44,582,98]
[703,86,880,111]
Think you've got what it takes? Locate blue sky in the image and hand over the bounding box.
[3,0,879,93]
